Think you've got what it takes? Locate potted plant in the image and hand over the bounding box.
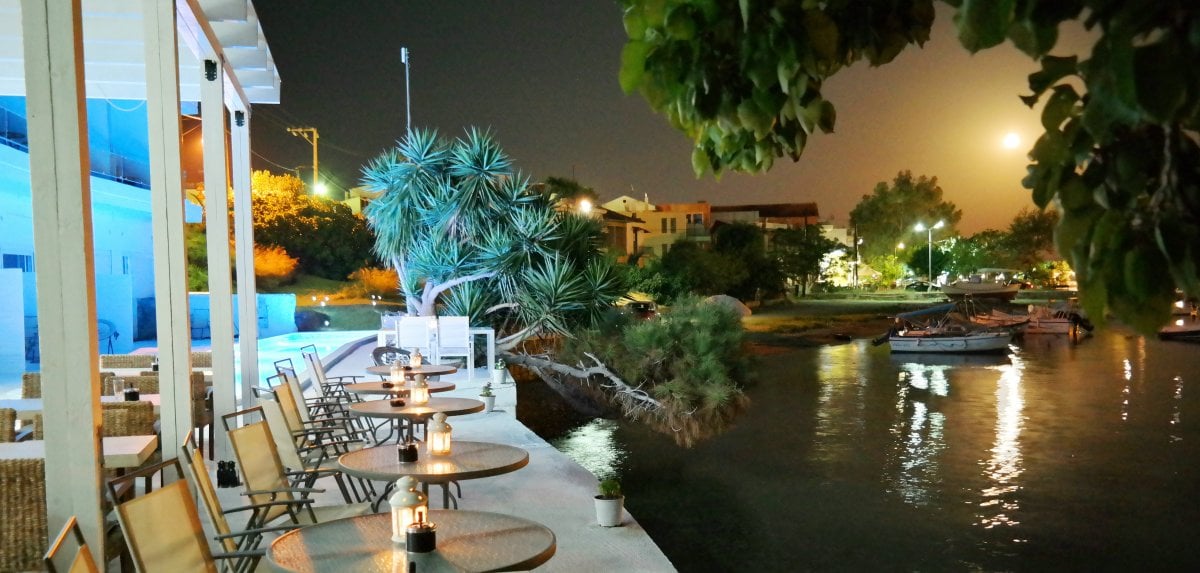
[491,358,509,386]
[594,477,624,527]
[479,382,495,413]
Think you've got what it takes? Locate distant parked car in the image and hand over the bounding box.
[904,280,938,292]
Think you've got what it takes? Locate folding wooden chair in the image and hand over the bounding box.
[43,516,98,573]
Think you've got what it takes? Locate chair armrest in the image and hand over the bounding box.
[213,524,298,540]
[241,487,324,497]
[212,550,267,561]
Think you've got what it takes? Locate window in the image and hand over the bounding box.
[2,253,34,272]
[661,219,667,233]
[122,255,131,275]
[670,218,677,233]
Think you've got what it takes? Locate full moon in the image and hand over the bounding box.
[1002,132,1021,149]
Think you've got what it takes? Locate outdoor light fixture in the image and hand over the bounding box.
[579,199,593,214]
[409,374,430,406]
[410,349,423,367]
[914,220,945,283]
[389,476,428,543]
[389,363,402,384]
[427,412,452,455]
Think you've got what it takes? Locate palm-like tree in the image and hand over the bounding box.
[361,128,625,350]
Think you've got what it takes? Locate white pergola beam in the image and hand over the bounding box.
[20,0,105,564]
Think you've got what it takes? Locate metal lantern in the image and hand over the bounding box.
[388,476,428,543]
[427,412,452,455]
[409,374,430,406]
[411,349,423,367]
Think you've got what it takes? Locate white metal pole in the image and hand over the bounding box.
[402,47,411,135]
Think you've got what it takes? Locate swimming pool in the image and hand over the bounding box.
[0,330,376,399]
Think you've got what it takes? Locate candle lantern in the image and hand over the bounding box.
[408,374,430,406]
[427,412,452,455]
[389,362,402,385]
[398,441,419,463]
[388,476,427,543]
[411,349,423,367]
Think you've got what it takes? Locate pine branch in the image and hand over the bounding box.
[505,352,663,413]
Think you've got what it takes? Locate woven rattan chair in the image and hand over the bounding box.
[21,372,41,399]
[107,459,261,572]
[0,408,15,442]
[191,371,215,459]
[0,458,48,572]
[101,374,159,396]
[191,351,213,368]
[98,353,154,369]
[43,516,98,573]
[371,345,410,368]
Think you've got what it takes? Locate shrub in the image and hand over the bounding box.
[348,267,399,297]
[254,245,299,289]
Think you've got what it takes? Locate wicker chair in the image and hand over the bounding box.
[98,353,154,369]
[191,371,214,459]
[191,352,213,368]
[0,458,48,572]
[101,374,159,396]
[21,372,41,399]
[371,345,410,367]
[0,408,15,443]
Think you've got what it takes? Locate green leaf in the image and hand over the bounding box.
[1133,38,1187,122]
[1028,55,1079,95]
[623,7,647,40]
[666,5,697,41]
[691,145,711,177]
[739,0,750,32]
[954,0,1016,52]
[619,41,651,94]
[803,9,839,61]
[1041,85,1079,130]
[816,100,836,133]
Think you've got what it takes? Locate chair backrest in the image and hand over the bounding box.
[300,347,330,392]
[98,353,153,369]
[0,408,15,442]
[190,371,211,422]
[226,417,293,523]
[101,402,156,437]
[258,398,307,472]
[372,346,410,367]
[269,373,310,429]
[111,474,216,572]
[0,458,48,572]
[21,372,40,399]
[43,516,98,573]
[381,311,404,330]
[180,432,237,554]
[397,316,436,353]
[191,351,212,368]
[102,374,160,396]
[438,316,470,347]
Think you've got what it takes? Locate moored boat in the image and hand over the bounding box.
[885,303,1014,354]
[1159,315,1200,342]
[940,280,1021,301]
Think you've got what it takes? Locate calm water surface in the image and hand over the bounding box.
[552,329,1200,571]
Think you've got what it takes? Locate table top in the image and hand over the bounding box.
[0,435,158,469]
[266,510,555,573]
[348,397,485,420]
[338,441,528,483]
[0,395,161,418]
[364,364,458,377]
[342,380,456,396]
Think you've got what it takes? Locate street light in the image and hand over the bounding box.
[914,220,944,283]
[401,47,412,135]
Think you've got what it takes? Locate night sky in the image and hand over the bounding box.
[249,1,1092,234]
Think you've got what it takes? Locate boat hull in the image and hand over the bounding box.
[889,332,1011,353]
[940,282,1021,301]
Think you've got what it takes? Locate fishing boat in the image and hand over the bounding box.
[940,278,1021,301]
[1025,303,1093,336]
[1159,314,1200,342]
[884,303,1013,354]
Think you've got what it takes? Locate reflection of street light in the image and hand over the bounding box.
[578,198,592,214]
[914,220,944,283]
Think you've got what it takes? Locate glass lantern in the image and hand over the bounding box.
[389,362,402,384]
[411,349,423,367]
[409,374,430,406]
[388,476,428,543]
[427,412,452,455]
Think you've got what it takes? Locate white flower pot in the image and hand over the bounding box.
[491,368,507,386]
[481,394,496,413]
[594,496,624,527]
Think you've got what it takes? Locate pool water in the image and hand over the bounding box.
[0,330,374,398]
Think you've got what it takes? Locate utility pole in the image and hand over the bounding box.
[401,47,411,135]
[287,127,319,194]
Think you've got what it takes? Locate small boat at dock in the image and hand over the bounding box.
[885,303,1014,354]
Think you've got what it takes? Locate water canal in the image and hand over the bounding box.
[551,329,1200,571]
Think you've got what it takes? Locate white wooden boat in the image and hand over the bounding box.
[1159,315,1200,341]
[889,328,1012,353]
[940,280,1020,301]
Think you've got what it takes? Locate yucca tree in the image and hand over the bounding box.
[361,128,626,350]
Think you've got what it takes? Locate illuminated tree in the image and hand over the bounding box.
[849,171,963,261]
[620,0,1200,332]
[362,129,748,446]
[772,226,841,296]
[1003,207,1059,272]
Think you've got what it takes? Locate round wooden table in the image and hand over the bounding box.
[339,441,529,509]
[266,510,556,573]
[342,380,456,396]
[364,364,458,377]
[349,397,485,443]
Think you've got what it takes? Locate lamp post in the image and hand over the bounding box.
[401,47,412,135]
[913,220,944,283]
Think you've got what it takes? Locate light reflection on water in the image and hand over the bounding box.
[548,330,1200,571]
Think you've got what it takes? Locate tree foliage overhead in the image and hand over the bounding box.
[621,0,1200,331]
[360,128,626,348]
[849,171,963,260]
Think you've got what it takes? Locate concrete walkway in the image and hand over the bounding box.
[302,343,677,571]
